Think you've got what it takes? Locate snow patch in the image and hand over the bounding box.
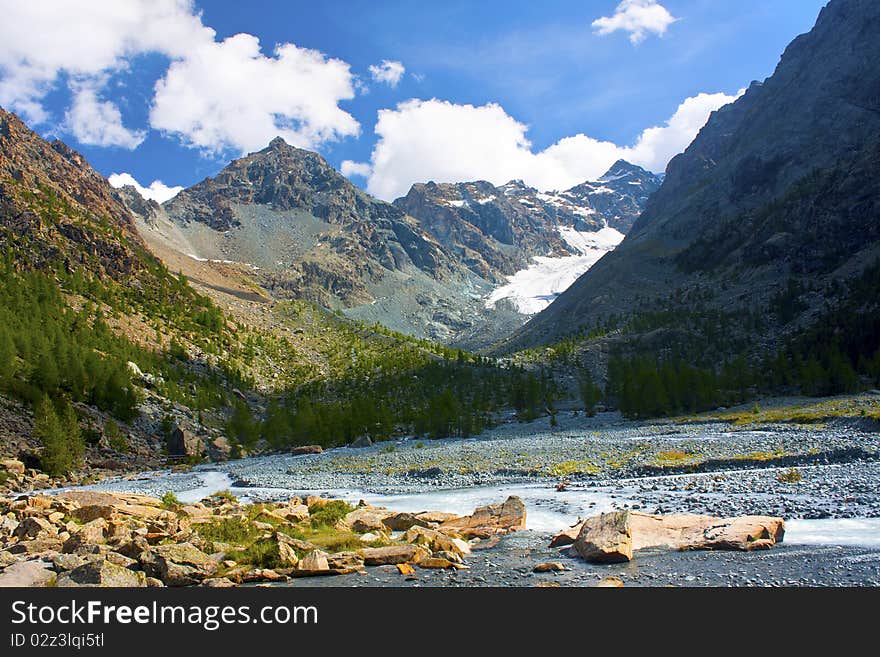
[485,226,624,315]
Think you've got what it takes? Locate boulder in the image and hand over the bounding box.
[166,427,203,458]
[202,577,237,588]
[0,459,25,476]
[277,540,299,567]
[358,545,430,566]
[383,512,427,532]
[533,562,567,573]
[343,508,392,534]
[13,516,57,540]
[297,550,330,573]
[62,518,108,552]
[439,496,526,538]
[349,436,372,449]
[72,505,118,523]
[56,560,147,587]
[573,511,633,564]
[140,542,217,586]
[291,445,323,456]
[0,560,55,587]
[418,557,468,570]
[207,437,232,461]
[568,511,786,563]
[627,512,785,551]
[549,521,585,548]
[415,511,461,525]
[402,526,470,558]
[327,552,364,571]
[597,576,624,588]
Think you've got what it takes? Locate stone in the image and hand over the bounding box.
[62,518,108,552]
[276,533,319,552]
[627,512,785,552]
[383,512,427,532]
[202,577,237,588]
[597,576,624,588]
[358,545,430,566]
[277,540,299,567]
[9,537,63,555]
[291,445,323,455]
[396,563,415,576]
[402,525,470,558]
[56,560,147,587]
[13,516,57,540]
[349,436,372,448]
[549,521,585,548]
[535,582,561,588]
[0,560,55,587]
[0,459,25,476]
[573,511,633,564]
[418,557,468,570]
[73,505,118,523]
[533,562,566,573]
[326,552,364,571]
[415,511,461,525]
[166,427,203,458]
[298,550,330,572]
[140,542,218,586]
[343,508,391,534]
[439,496,526,538]
[0,550,17,568]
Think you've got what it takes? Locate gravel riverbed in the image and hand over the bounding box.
[78,410,880,586]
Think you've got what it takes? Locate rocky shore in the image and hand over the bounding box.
[0,489,529,587]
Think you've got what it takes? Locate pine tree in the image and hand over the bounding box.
[34,396,83,477]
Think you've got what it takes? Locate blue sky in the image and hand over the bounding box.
[0,1,828,201]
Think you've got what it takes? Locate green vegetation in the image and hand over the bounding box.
[209,489,238,505]
[308,500,355,528]
[160,492,182,510]
[33,394,84,477]
[776,467,803,483]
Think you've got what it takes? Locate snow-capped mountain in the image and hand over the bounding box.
[394,161,662,314]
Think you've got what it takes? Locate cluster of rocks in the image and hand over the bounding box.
[0,489,527,587]
[550,509,786,564]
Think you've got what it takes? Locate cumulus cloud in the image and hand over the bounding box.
[150,34,359,154]
[0,0,211,124]
[65,82,145,148]
[592,0,677,44]
[108,172,182,203]
[357,91,741,200]
[368,60,406,88]
[0,0,359,154]
[340,160,372,178]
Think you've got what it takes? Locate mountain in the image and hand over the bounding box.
[501,0,880,359]
[0,108,146,279]
[129,139,530,345]
[393,162,661,315]
[392,161,660,278]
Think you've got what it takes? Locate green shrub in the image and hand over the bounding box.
[308,500,354,528]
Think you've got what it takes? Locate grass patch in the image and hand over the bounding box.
[209,489,238,504]
[732,448,787,462]
[651,449,699,466]
[193,517,261,546]
[776,467,803,483]
[547,459,600,477]
[684,395,880,426]
[308,500,355,528]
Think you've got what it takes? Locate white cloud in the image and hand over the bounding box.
[340,160,372,178]
[592,0,677,44]
[65,82,145,149]
[0,0,360,155]
[359,91,741,200]
[108,172,182,203]
[0,0,212,124]
[150,34,359,154]
[368,60,406,88]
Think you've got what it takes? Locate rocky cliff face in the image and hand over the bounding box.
[393,162,661,280]
[0,107,146,279]
[501,0,880,353]
[136,138,517,344]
